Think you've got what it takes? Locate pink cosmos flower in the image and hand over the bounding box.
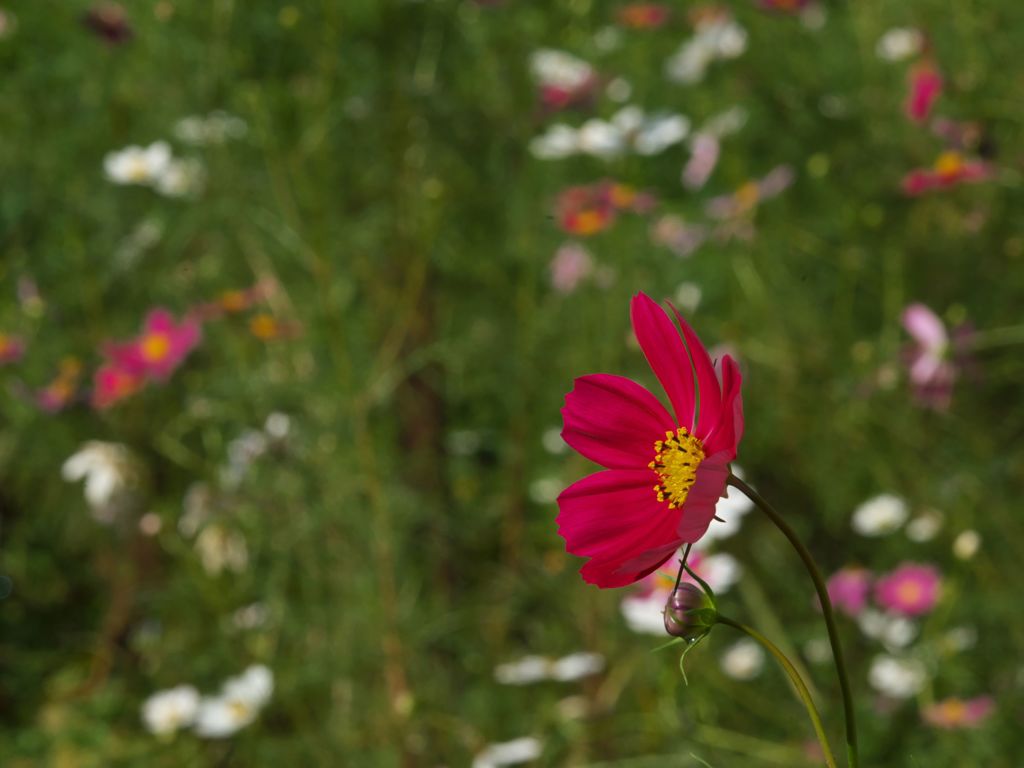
[550,243,595,295]
[682,133,720,191]
[901,303,975,409]
[91,364,145,410]
[106,309,201,381]
[0,333,25,365]
[905,63,942,123]
[875,563,941,617]
[705,165,794,219]
[827,567,872,617]
[922,696,995,729]
[650,215,709,258]
[556,293,744,588]
[901,151,992,196]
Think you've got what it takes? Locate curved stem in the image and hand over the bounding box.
[716,615,838,768]
[728,474,859,768]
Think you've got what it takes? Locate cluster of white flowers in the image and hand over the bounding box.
[851,493,909,536]
[174,110,248,146]
[141,665,273,738]
[494,652,604,685]
[665,16,747,84]
[857,609,918,651]
[530,106,690,160]
[62,441,142,524]
[104,141,205,198]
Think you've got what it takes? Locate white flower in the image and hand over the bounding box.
[494,655,550,685]
[577,118,625,159]
[620,592,668,636]
[154,158,205,198]
[859,610,918,651]
[633,113,690,156]
[720,639,764,680]
[529,124,579,159]
[528,477,562,505]
[875,27,923,62]
[851,494,908,536]
[605,77,632,102]
[953,529,981,560]
[666,19,746,84]
[472,737,543,768]
[550,652,604,681]
[142,685,200,736]
[673,282,703,314]
[541,427,567,455]
[708,20,747,58]
[697,553,743,592]
[195,524,249,575]
[62,441,136,523]
[104,142,172,186]
[868,655,926,699]
[529,49,593,92]
[264,412,291,440]
[665,40,713,84]
[195,665,273,738]
[232,602,269,630]
[905,509,943,542]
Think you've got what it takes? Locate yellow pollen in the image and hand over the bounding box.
[141,332,171,362]
[735,181,761,211]
[934,151,964,177]
[649,427,705,509]
[937,699,967,723]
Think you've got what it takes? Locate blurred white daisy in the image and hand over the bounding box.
[529,49,593,94]
[905,509,943,542]
[953,529,981,560]
[550,652,604,681]
[142,685,200,737]
[851,494,908,536]
[868,655,926,699]
[494,652,604,685]
[858,609,918,651]
[875,27,923,62]
[666,17,747,84]
[195,665,273,738]
[620,592,668,635]
[62,441,140,524]
[529,124,579,159]
[472,736,543,768]
[673,282,703,314]
[528,477,562,505]
[104,142,172,186]
[720,638,764,680]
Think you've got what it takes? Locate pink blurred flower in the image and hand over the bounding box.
[650,215,709,258]
[616,4,671,29]
[106,309,201,381]
[827,567,872,617]
[901,303,974,409]
[0,333,25,365]
[875,563,941,617]
[905,63,942,123]
[683,133,720,190]
[530,49,599,114]
[901,151,992,195]
[91,364,145,410]
[556,293,744,588]
[36,358,83,413]
[550,243,594,295]
[555,181,655,237]
[922,696,995,729]
[705,165,794,219]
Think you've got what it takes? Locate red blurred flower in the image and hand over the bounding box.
[105,309,201,381]
[556,293,744,588]
[555,181,655,236]
[905,63,942,123]
[616,4,671,29]
[901,151,992,195]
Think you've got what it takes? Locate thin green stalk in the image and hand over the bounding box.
[728,474,859,768]
[716,615,838,768]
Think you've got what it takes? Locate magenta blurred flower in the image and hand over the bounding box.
[905,63,942,123]
[827,567,872,617]
[91,364,144,410]
[556,293,743,588]
[106,309,201,381]
[0,333,25,365]
[902,151,992,195]
[901,303,975,409]
[550,243,594,295]
[875,563,941,617]
[922,696,995,729]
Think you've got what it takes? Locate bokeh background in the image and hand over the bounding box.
[2,0,1023,765]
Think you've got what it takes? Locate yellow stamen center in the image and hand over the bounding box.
[934,151,964,177]
[649,428,705,508]
[141,332,171,362]
[896,580,923,604]
[735,181,761,211]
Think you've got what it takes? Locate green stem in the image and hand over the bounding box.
[728,474,859,768]
[964,323,1024,351]
[716,615,838,768]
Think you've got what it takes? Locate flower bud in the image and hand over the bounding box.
[664,583,716,640]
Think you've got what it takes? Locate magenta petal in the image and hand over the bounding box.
[561,374,675,469]
[902,303,947,351]
[703,356,744,458]
[630,292,696,429]
[669,303,722,439]
[557,469,684,588]
[144,308,175,333]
